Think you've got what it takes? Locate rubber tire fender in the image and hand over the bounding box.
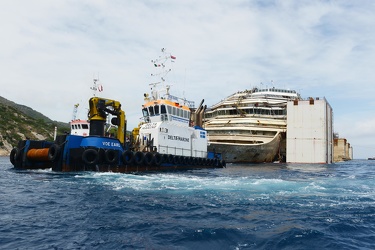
[213,158,219,167]
[161,154,169,164]
[167,154,174,164]
[154,153,163,166]
[172,155,179,165]
[48,144,60,162]
[134,151,144,165]
[105,149,118,165]
[143,152,154,166]
[10,148,20,165]
[122,150,134,165]
[82,148,99,165]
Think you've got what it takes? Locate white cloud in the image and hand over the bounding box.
[1,0,374,158]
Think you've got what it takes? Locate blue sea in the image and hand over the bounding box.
[1,156,374,250]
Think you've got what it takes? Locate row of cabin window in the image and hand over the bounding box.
[143,104,190,119]
[205,108,286,118]
[71,124,89,130]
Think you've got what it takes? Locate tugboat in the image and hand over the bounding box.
[9,49,224,172]
[133,48,219,167]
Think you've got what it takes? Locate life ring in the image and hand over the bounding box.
[82,148,99,165]
[105,149,118,164]
[122,150,134,165]
[48,144,60,161]
[134,151,144,165]
[10,148,20,165]
[143,152,154,166]
[154,153,162,166]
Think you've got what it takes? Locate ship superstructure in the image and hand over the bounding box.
[136,49,210,159]
[204,86,300,163]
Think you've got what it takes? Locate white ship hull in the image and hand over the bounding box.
[208,131,282,163]
[204,87,299,163]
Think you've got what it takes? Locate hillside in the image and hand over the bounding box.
[0,96,70,156]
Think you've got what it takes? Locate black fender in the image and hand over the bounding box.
[143,152,154,166]
[213,158,219,167]
[105,149,118,164]
[154,153,163,166]
[82,148,99,165]
[48,144,60,162]
[122,150,134,165]
[10,148,20,165]
[167,154,174,164]
[161,154,169,164]
[172,155,180,165]
[134,151,144,165]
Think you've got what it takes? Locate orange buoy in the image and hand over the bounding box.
[27,148,50,161]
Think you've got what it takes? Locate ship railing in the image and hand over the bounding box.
[158,145,207,158]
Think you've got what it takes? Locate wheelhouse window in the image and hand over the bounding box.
[148,106,155,116]
[142,108,149,117]
[154,105,159,115]
[161,105,167,114]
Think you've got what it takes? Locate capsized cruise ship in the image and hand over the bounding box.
[203,86,300,163]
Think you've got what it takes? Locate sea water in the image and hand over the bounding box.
[0,156,374,250]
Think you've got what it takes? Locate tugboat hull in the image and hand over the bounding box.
[10,135,224,173]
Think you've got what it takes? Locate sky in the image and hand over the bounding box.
[1,0,374,159]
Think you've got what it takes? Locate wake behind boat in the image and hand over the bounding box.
[204,86,300,163]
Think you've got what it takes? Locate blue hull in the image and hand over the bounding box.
[10,135,225,172]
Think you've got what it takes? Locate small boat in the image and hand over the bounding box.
[368,157,375,160]
[9,49,224,172]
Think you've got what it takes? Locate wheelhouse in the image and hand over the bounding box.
[142,100,191,126]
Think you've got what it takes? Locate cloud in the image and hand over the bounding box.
[1,0,374,158]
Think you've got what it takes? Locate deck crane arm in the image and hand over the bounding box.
[88,97,127,145]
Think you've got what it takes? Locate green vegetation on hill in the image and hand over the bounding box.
[0,96,70,154]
